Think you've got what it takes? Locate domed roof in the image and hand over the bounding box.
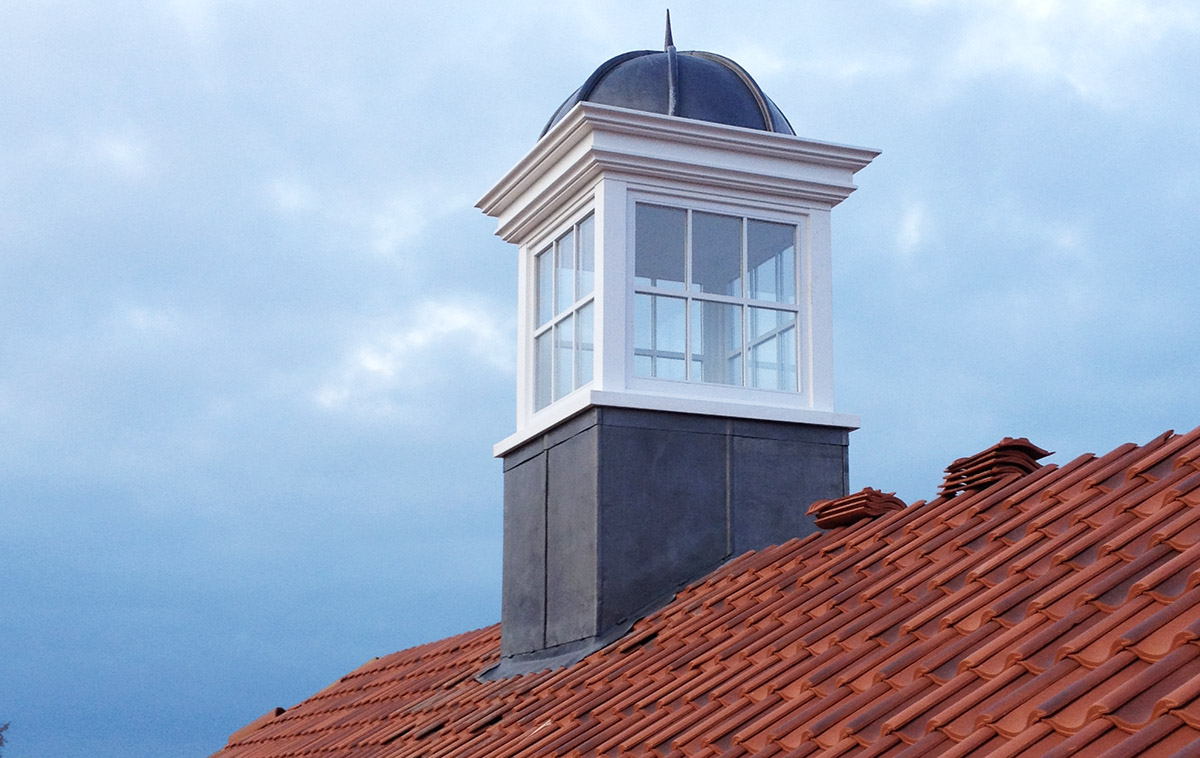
[541,21,795,138]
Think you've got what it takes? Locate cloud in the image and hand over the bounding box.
[260,176,472,262]
[364,195,429,258]
[90,133,155,180]
[315,300,513,417]
[896,201,928,261]
[921,0,1200,106]
[265,177,317,214]
[110,305,182,338]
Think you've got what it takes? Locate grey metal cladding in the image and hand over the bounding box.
[499,406,849,664]
[545,430,600,647]
[500,451,547,657]
[596,417,729,633]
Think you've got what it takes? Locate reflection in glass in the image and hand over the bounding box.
[533,214,597,412]
[634,354,652,377]
[692,300,741,385]
[634,292,652,377]
[748,307,797,390]
[578,215,594,298]
[780,323,797,392]
[634,204,686,289]
[535,331,552,410]
[747,220,796,303]
[630,205,801,392]
[576,301,593,386]
[691,212,742,296]
[555,229,575,312]
[537,248,553,327]
[634,293,686,380]
[656,296,686,380]
[554,314,574,401]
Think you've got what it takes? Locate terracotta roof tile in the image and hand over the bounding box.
[808,488,907,529]
[939,437,1052,497]
[210,427,1200,758]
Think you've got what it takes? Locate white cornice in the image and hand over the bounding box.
[477,103,880,244]
[578,104,881,171]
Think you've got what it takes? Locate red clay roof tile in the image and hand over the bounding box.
[939,437,1052,498]
[808,488,907,529]
[209,427,1200,758]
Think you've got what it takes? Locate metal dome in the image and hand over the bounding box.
[540,20,795,138]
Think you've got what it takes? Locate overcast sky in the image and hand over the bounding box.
[3,2,1199,756]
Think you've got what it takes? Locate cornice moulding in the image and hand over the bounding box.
[478,103,880,242]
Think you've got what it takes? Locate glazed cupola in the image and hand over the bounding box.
[477,18,878,672]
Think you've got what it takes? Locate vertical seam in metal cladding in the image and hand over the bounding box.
[542,446,550,648]
[725,420,734,558]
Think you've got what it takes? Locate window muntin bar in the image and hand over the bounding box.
[534,330,552,410]
[747,306,797,391]
[553,313,575,401]
[536,249,554,327]
[532,213,596,412]
[555,229,575,314]
[576,301,594,387]
[633,203,801,392]
[578,215,595,299]
[634,293,686,380]
[747,219,797,304]
[691,300,741,385]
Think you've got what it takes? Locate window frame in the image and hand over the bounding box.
[627,194,808,396]
[531,212,596,412]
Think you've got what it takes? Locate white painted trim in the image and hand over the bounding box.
[483,102,877,458]
[477,104,878,221]
[595,178,628,394]
[493,389,859,457]
[478,104,880,245]
[808,210,836,411]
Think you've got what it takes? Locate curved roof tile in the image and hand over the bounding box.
[211,425,1200,757]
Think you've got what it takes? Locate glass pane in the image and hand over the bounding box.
[748,307,797,390]
[779,324,797,392]
[635,354,652,377]
[534,330,552,410]
[691,300,741,385]
[555,229,575,312]
[576,301,593,388]
[747,220,796,303]
[749,338,778,390]
[634,204,685,290]
[634,293,686,380]
[578,215,595,298]
[655,295,686,380]
[658,355,686,381]
[691,212,742,297]
[536,248,553,327]
[655,296,686,355]
[749,306,796,340]
[634,292,652,377]
[554,314,574,401]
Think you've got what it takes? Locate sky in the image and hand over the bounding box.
[2,1,1199,755]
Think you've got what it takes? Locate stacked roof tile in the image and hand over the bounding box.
[808,488,907,529]
[938,437,1052,497]
[212,426,1200,758]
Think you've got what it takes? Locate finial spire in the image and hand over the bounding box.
[664,9,674,50]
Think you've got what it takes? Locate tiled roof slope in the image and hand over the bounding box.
[212,426,1200,758]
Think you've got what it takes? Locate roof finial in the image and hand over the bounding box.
[664,9,674,50]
